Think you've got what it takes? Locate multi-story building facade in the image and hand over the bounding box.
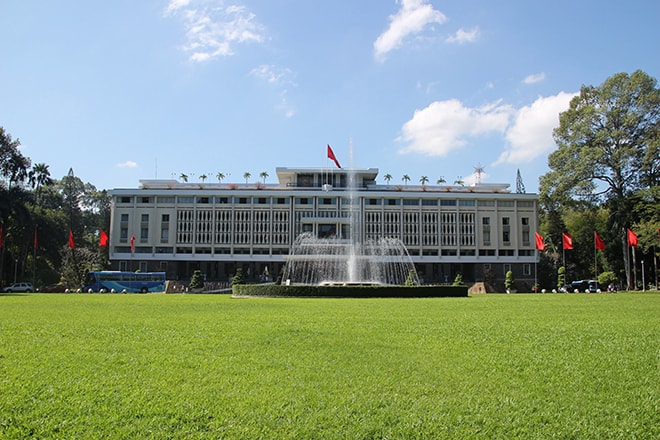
[109,167,539,289]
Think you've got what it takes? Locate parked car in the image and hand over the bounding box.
[3,282,34,292]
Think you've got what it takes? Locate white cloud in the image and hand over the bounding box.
[165,0,266,62]
[446,27,480,44]
[398,92,577,165]
[250,64,297,118]
[397,99,513,156]
[523,72,546,84]
[495,91,577,165]
[117,161,138,168]
[374,0,447,61]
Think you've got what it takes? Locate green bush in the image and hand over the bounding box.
[232,268,246,285]
[189,270,204,290]
[452,273,465,286]
[505,270,516,292]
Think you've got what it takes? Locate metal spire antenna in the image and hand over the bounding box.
[516,169,526,193]
[474,163,485,185]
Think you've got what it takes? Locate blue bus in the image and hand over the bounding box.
[83,271,166,293]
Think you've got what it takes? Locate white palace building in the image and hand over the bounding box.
[109,166,539,289]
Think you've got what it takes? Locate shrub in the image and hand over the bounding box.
[189,270,204,290]
[598,271,617,287]
[232,268,246,285]
[452,273,465,286]
[505,270,516,292]
[557,266,566,290]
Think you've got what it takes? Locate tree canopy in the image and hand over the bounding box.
[540,70,660,289]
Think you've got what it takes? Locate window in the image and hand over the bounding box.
[459,200,475,206]
[296,198,312,205]
[139,197,151,204]
[482,217,490,225]
[421,199,437,206]
[522,217,529,226]
[523,264,531,276]
[177,196,194,204]
[121,214,129,222]
[502,217,510,226]
[197,197,210,204]
[119,261,127,271]
[403,199,418,206]
[503,264,511,275]
[141,214,149,222]
[503,231,510,242]
[119,196,132,204]
[440,200,456,206]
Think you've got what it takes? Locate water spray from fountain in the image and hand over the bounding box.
[282,140,419,286]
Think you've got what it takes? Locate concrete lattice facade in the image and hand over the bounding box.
[109,167,539,289]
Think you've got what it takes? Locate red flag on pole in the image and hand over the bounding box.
[130,233,135,253]
[99,230,109,247]
[68,230,75,249]
[327,145,341,168]
[535,232,545,251]
[562,232,573,250]
[627,228,638,247]
[594,231,606,251]
[34,228,38,250]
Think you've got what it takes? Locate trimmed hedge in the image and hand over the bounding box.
[232,284,468,298]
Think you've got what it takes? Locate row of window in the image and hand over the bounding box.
[118,211,531,248]
[117,195,534,207]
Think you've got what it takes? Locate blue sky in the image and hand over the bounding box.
[1,0,658,192]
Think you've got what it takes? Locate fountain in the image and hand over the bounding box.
[281,142,419,287]
[232,142,466,297]
[281,233,419,286]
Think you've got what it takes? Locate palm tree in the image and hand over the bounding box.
[454,176,464,186]
[420,176,429,186]
[216,172,225,183]
[259,171,269,183]
[243,172,251,184]
[383,173,392,185]
[436,176,446,184]
[28,163,53,204]
[402,174,410,186]
[199,174,207,183]
[179,173,188,183]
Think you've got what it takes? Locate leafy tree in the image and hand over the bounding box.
[452,273,465,286]
[260,171,269,183]
[199,174,207,183]
[542,70,660,289]
[420,176,429,186]
[557,266,566,290]
[505,270,516,292]
[232,268,246,285]
[190,269,204,289]
[383,173,392,184]
[243,172,251,184]
[404,269,419,286]
[216,172,225,183]
[402,174,410,186]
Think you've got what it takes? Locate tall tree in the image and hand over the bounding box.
[541,70,660,289]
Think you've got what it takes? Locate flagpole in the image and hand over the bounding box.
[594,237,597,282]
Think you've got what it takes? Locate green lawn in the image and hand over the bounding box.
[1,293,658,439]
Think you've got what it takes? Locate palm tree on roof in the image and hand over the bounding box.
[243,172,251,184]
[402,174,410,186]
[216,172,225,183]
[260,171,269,183]
[383,173,392,184]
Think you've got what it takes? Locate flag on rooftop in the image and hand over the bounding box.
[327,145,341,169]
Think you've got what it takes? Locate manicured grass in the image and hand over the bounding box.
[1,293,658,439]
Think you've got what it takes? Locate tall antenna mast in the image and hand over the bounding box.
[516,169,526,193]
[474,163,485,185]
